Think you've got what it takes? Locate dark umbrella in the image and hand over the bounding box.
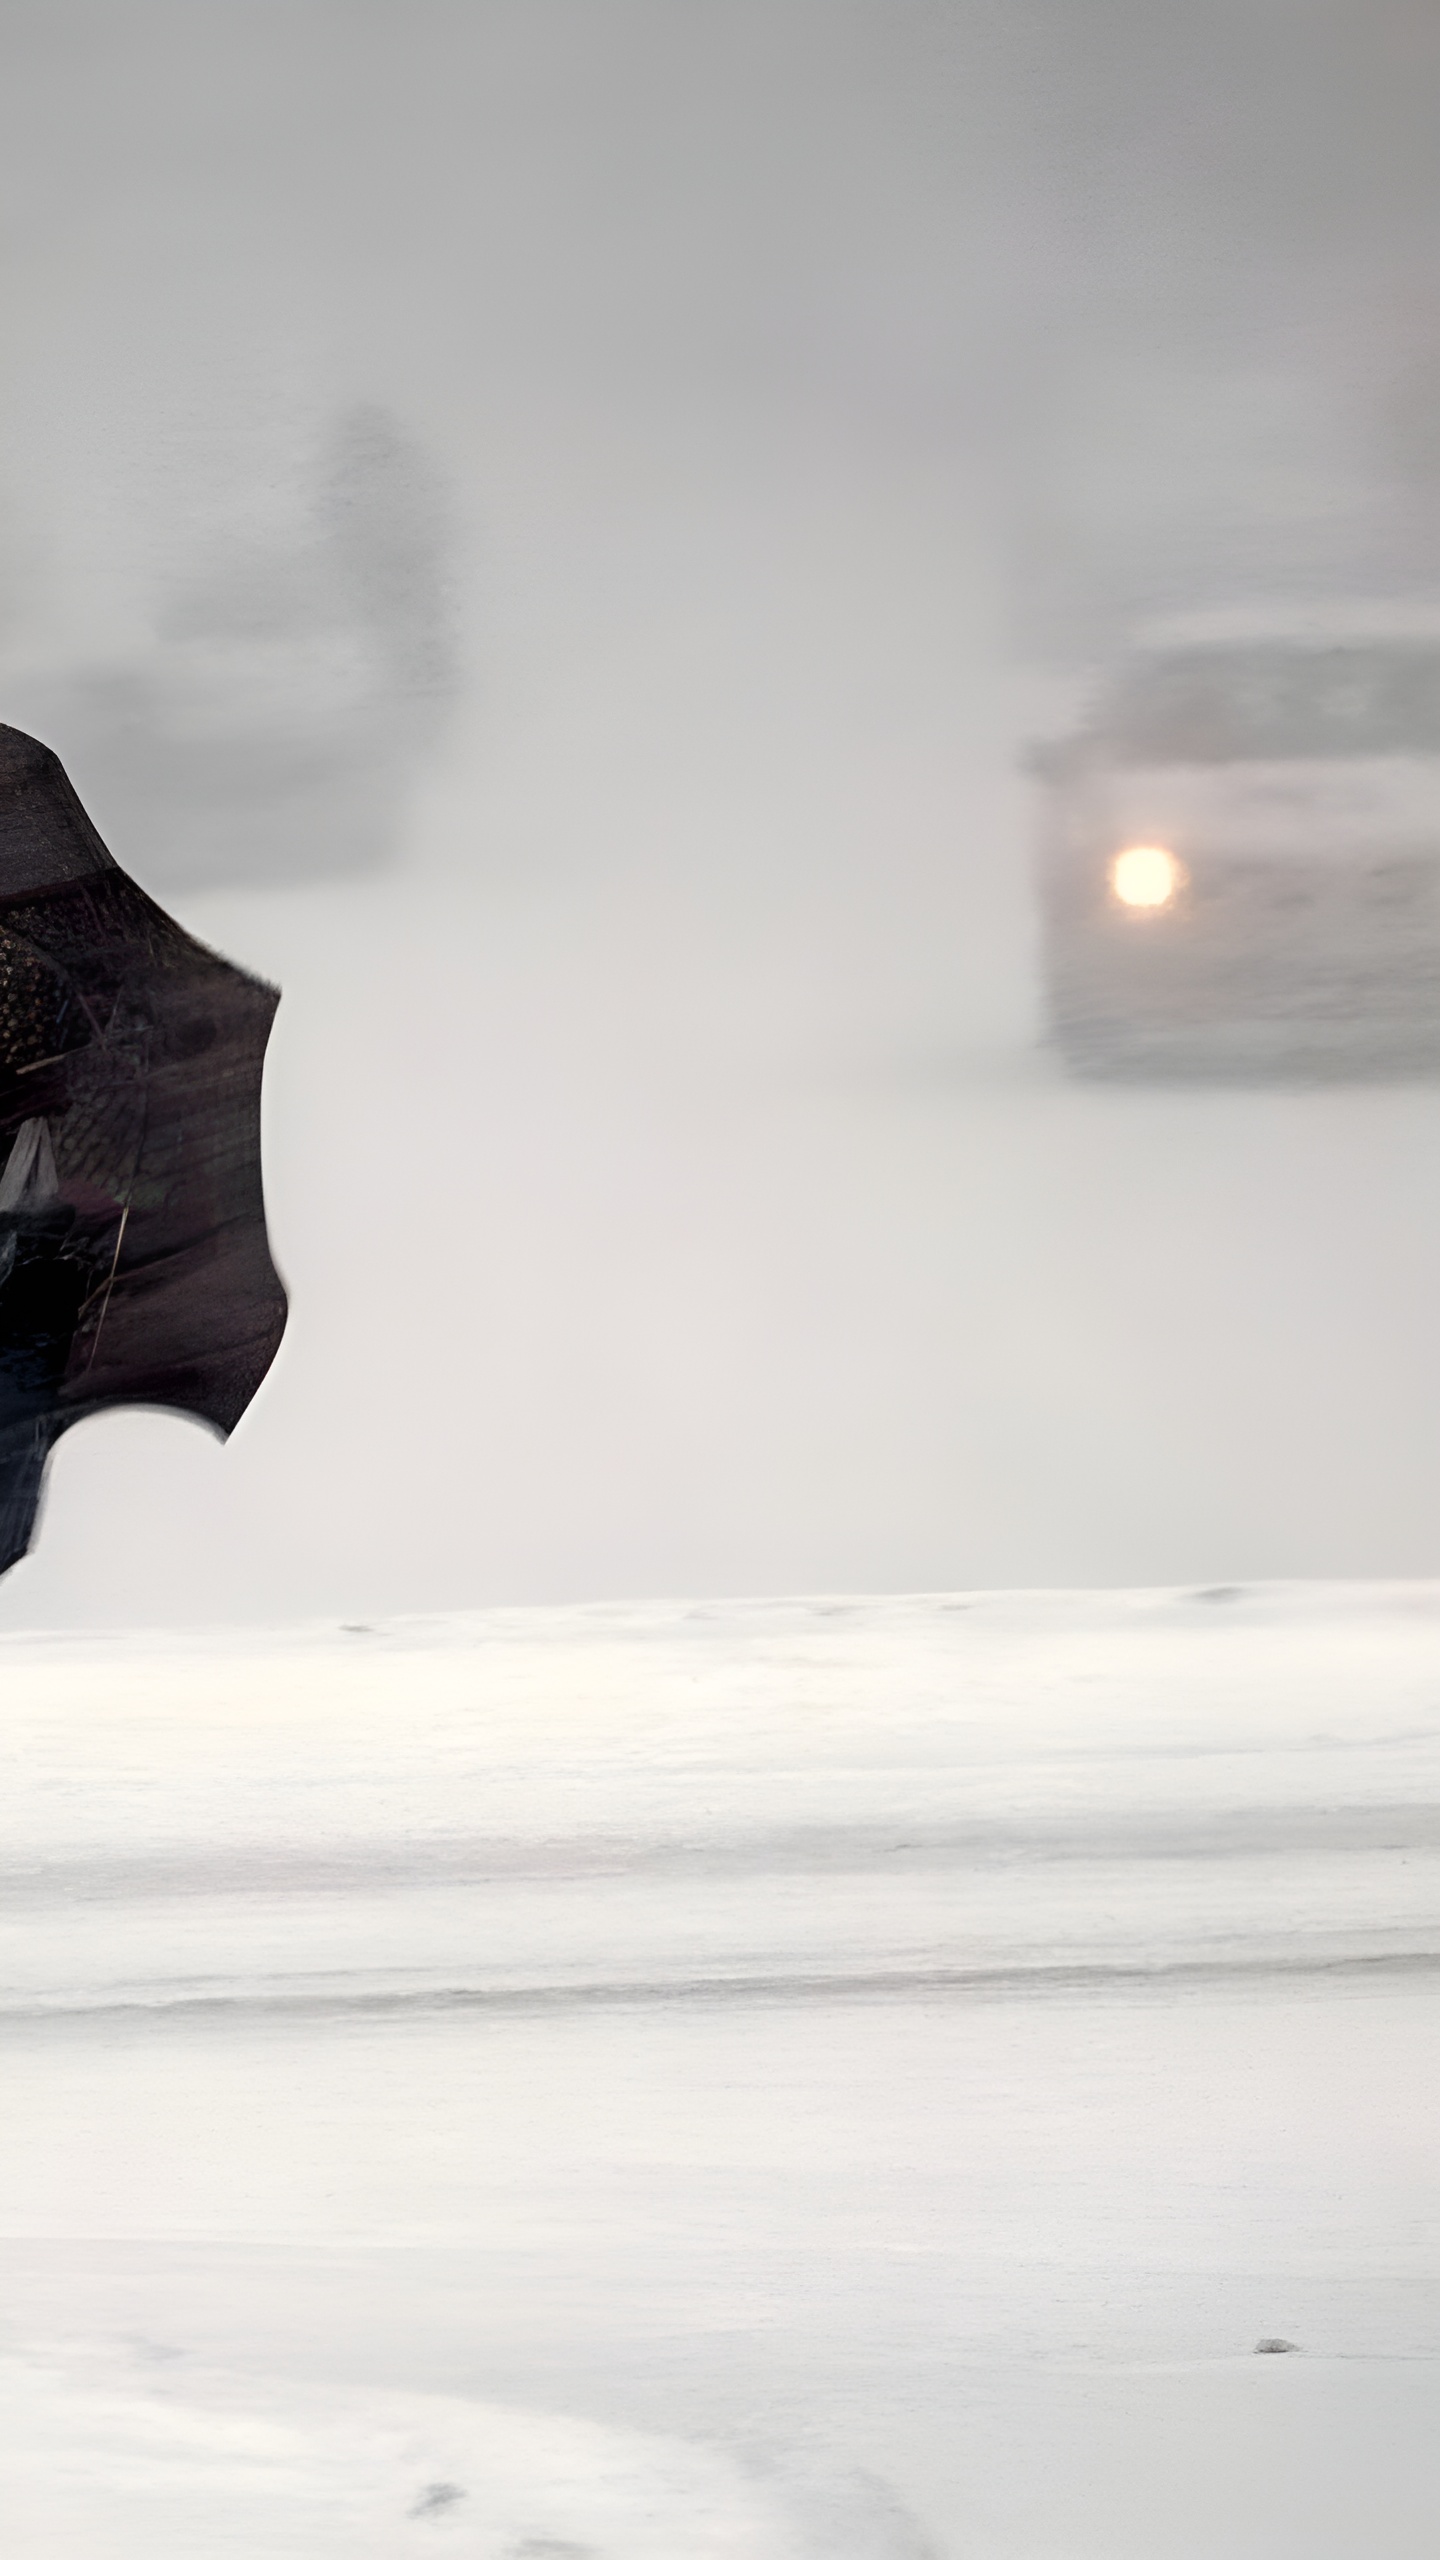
[0,725,287,1573]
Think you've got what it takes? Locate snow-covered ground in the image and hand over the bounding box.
[3,1584,1438,2553]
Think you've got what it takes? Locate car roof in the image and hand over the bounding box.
[1130,601,1440,652]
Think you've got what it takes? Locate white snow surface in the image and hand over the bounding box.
[1,2340,914,2559]
[2,1583,1439,2554]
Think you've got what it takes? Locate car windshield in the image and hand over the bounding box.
[1101,643,1440,763]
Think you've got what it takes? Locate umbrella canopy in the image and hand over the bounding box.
[0,725,287,1573]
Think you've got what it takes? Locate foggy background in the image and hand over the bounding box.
[2,0,1439,1623]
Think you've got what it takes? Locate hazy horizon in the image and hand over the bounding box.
[2,0,1439,1623]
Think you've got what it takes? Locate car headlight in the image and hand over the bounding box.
[1110,843,1185,910]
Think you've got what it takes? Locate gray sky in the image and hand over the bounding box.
[1,0,1439,1622]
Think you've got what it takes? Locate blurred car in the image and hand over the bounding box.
[1028,607,1440,1078]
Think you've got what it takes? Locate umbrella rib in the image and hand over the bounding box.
[79,1203,131,1372]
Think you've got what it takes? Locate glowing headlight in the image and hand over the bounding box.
[1110,843,1184,910]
